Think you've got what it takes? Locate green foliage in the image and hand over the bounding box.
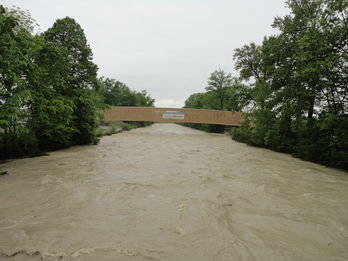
[0,5,36,158]
[29,95,74,149]
[183,77,252,133]
[0,6,155,159]
[43,17,100,145]
[43,17,98,92]
[97,77,155,128]
[97,77,155,107]
[225,84,253,112]
[0,127,40,158]
[182,0,347,169]
[231,0,348,170]
[0,5,153,158]
[71,89,99,145]
[206,69,234,110]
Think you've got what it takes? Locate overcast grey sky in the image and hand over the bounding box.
[5,0,289,107]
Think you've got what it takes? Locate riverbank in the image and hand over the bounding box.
[0,122,152,164]
[96,121,153,137]
[181,123,347,171]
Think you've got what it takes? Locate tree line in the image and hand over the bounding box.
[0,6,154,159]
[183,0,347,170]
[183,69,252,132]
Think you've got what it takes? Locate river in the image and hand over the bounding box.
[0,123,347,260]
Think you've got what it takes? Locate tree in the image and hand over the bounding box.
[231,0,348,169]
[43,17,99,145]
[43,17,98,92]
[0,5,38,158]
[224,85,253,112]
[0,5,156,159]
[98,77,155,107]
[206,69,233,110]
[136,90,155,107]
[233,43,266,84]
[184,93,206,109]
[27,36,75,150]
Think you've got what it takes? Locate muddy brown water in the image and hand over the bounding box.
[0,123,347,261]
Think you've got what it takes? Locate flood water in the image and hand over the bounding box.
[0,123,347,261]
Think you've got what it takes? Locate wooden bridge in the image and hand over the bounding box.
[103,106,244,126]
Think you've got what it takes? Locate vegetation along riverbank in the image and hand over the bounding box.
[183,0,347,171]
[0,5,154,160]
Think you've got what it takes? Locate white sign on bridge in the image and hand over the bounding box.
[162,111,185,120]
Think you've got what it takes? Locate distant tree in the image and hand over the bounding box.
[184,92,221,111]
[183,91,224,133]
[136,90,155,107]
[98,77,155,107]
[206,69,233,110]
[183,75,251,133]
[224,85,253,112]
[184,93,206,109]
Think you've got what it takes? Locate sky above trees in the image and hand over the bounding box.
[4,0,289,107]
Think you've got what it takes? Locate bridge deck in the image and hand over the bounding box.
[103,106,244,126]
